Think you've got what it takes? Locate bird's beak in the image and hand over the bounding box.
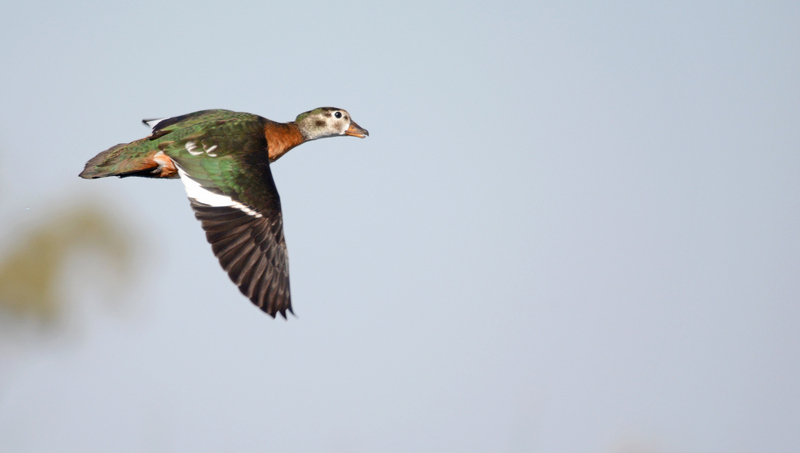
[345,121,369,138]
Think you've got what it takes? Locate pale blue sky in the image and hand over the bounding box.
[1,1,799,452]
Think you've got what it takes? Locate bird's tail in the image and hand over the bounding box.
[79,139,164,179]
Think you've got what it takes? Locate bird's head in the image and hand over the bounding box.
[294,107,369,141]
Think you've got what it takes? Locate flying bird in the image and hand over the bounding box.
[79,108,369,318]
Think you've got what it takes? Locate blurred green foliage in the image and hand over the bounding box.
[0,205,133,323]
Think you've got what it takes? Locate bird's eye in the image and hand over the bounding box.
[334,111,342,119]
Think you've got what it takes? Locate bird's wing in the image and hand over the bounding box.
[170,116,292,318]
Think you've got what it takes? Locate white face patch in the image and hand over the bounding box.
[176,167,263,218]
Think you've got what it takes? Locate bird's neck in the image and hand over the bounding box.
[264,121,306,162]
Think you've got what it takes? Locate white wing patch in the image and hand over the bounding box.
[185,141,203,156]
[144,117,168,131]
[185,141,219,157]
[176,167,263,218]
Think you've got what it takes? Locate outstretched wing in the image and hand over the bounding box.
[168,114,292,318]
[187,198,291,318]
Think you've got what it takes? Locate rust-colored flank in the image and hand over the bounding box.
[264,121,305,162]
[151,151,178,178]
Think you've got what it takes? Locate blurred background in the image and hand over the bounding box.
[1,1,798,452]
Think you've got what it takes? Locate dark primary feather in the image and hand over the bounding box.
[190,201,292,318]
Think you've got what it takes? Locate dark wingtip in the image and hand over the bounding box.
[190,201,293,321]
[277,306,295,320]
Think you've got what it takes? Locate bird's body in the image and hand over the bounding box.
[80,108,368,318]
